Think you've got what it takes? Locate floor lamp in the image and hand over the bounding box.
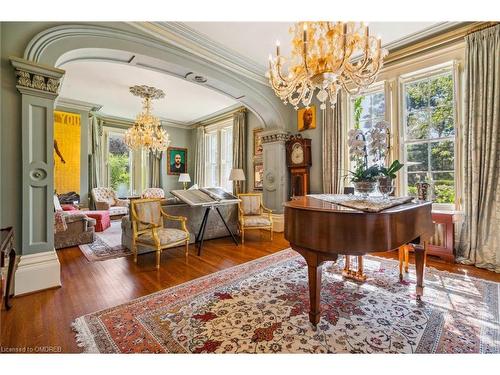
[229,169,245,195]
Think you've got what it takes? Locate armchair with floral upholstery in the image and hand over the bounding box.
[130,198,190,269]
[142,188,165,199]
[237,193,273,244]
[91,187,129,216]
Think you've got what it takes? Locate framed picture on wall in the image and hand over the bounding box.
[167,147,188,175]
[254,162,263,190]
[297,105,316,131]
[253,128,264,157]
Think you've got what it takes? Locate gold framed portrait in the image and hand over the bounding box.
[253,127,264,157]
[297,105,316,131]
[254,162,263,190]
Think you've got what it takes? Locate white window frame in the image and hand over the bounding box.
[203,119,233,191]
[346,81,390,173]
[399,61,459,211]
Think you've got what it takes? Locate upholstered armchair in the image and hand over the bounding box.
[142,188,165,199]
[130,198,189,269]
[237,193,273,244]
[91,187,129,216]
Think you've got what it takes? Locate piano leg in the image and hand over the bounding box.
[307,263,323,327]
[291,245,338,327]
[414,241,428,301]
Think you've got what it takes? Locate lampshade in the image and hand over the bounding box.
[178,173,191,183]
[229,169,246,181]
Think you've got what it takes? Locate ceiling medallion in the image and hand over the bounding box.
[267,22,388,110]
[124,85,170,153]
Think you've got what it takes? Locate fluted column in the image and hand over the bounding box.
[261,128,289,213]
[10,57,65,294]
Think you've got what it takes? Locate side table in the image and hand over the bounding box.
[1,227,16,310]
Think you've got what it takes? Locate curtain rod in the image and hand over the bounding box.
[466,22,499,36]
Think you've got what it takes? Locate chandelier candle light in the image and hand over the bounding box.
[125,85,170,152]
[267,22,388,110]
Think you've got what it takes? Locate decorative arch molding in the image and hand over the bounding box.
[23,23,291,129]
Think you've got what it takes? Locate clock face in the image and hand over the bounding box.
[291,142,304,164]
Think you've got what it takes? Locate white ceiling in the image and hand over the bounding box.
[185,22,438,68]
[59,60,238,123]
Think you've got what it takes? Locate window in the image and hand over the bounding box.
[204,120,233,191]
[348,85,386,166]
[401,66,457,206]
[107,132,131,197]
[103,127,149,197]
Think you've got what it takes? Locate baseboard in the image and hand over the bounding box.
[272,213,285,233]
[14,249,61,296]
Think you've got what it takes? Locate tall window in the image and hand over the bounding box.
[204,120,233,191]
[107,132,131,197]
[401,67,456,206]
[349,85,386,165]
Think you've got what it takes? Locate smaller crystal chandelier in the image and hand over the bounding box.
[267,22,388,110]
[125,85,170,152]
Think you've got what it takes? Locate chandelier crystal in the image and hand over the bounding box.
[267,22,388,110]
[125,85,170,152]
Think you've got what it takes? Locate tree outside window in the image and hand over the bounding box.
[403,71,456,204]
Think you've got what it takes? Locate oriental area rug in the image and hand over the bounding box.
[79,220,131,261]
[72,249,499,353]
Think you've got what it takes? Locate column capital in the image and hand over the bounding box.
[260,128,289,145]
[10,57,65,99]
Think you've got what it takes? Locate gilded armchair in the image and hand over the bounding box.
[130,198,189,269]
[237,193,273,244]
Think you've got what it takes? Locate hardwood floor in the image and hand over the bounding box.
[1,231,498,353]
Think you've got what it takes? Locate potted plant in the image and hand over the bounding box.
[378,160,404,198]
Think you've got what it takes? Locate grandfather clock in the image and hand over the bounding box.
[286,134,312,198]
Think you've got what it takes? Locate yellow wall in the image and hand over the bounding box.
[54,111,81,194]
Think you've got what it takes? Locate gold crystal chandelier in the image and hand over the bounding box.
[267,22,388,110]
[125,85,170,152]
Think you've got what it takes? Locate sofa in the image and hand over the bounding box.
[54,211,96,249]
[121,197,238,254]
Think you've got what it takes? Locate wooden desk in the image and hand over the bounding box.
[284,196,434,326]
[1,227,16,310]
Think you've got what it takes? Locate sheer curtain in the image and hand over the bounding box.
[458,25,500,272]
[194,126,205,186]
[232,109,247,194]
[322,91,345,194]
[88,114,103,209]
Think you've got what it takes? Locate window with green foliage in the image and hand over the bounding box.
[402,68,456,204]
[108,134,131,196]
[349,87,386,165]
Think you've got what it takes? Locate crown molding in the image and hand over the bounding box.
[56,97,103,113]
[97,112,193,130]
[128,22,268,86]
[383,22,496,66]
[189,103,245,126]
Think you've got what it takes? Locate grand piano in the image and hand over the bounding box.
[284,196,434,326]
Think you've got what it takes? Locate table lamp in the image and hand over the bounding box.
[178,173,191,190]
[229,168,245,194]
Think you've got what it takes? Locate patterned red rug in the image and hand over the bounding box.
[72,249,499,353]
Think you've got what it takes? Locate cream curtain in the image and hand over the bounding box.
[148,151,162,188]
[322,91,345,194]
[194,126,205,186]
[88,115,103,209]
[232,109,247,194]
[457,25,500,272]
